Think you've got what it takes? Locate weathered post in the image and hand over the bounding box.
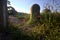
[0,0,7,27]
[30,4,40,24]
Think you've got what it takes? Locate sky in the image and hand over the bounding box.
[8,0,60,13]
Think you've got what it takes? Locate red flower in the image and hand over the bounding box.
[36,15,40,20]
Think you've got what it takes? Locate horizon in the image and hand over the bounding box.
[8,0,60,13]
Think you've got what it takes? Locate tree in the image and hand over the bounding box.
[7,6,17,16]
[7,0,10,5]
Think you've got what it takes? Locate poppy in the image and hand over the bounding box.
[36,15,40,20]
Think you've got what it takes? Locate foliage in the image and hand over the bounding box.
[25,8,60,40]
[6,8,60,40]
[16,12,30,21]
[7,6,17,16]
[7,0,11,5]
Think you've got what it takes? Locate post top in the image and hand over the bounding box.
[31,4,40,11]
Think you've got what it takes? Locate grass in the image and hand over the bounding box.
[2,22,59,40]
[1,11,60,40]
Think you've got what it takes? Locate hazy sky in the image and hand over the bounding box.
[8,0,60,13]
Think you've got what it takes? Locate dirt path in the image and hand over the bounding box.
[8,16,25,25]
[8,16,35,32]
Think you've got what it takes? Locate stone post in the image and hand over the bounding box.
[30,4,40,24]
[0,0,7,27]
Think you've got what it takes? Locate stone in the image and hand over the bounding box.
[30,4,40,24]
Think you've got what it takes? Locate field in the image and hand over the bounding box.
[6,10,60,40]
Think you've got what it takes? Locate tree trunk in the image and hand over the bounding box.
[0,0,7,27]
